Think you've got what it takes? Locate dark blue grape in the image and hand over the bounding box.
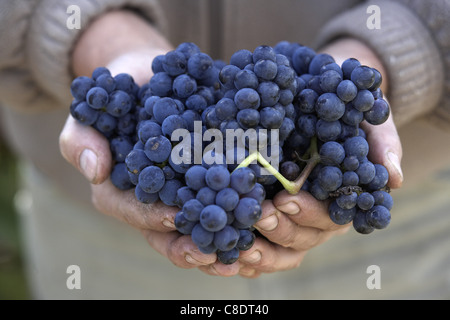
[230,167,256,194]
[234,88,261,110]
[185,165,207,191]
[236,229,256,251]
[336,79,358,102]
[237,109,260,129]
[183,199,204,222]
[200,205,228,232]
[372,190,393,210]
[205,165,231,191]
[336,192,358,209]
[230,49,253,69]
[106,90,132,117]
[344,136,369,160]
[367,164,389,190]
[96,112,117,133]
[364,98,390,125]
[257,81,280,107]
[366,205,391,229]
[159,179,184,206]
[252,45,276,63]
[260,107,284,129]
[352,210,374,234]
[70,76,94,100]
[175,186,196,207]
[161,114,187,137]
[234,69,259,90]
[319,141,345,166]
[215,188,240,211]
[138,120,162,143]
[173,74,197,99]
[138,165,165,193]
[149,72,173,97]
[356,159,376,184]
[191,223,215,248]
[176,42,201,59]
[318,166,342,192]
[110,136,133,163]
[353,89,375,112]
[135,185,159,204]
[291,46,316,75]
[73,101,99,126]
[144,135,172,163]
[162,50,187,76]
[342,171,359,186]
[351,65,375,90]
[214,225,240,251]
[308,53,335,75]
[357,192,375,211]
[297,88,319,113]
[215,98,238,121]
[196,186,217,206]
[329,200,356,225]
[234,197,262,228]
[174,211,197,235]
[187,52,214,80]
[110,162,134,190]
[319,70,342,93]
[341,58,361,80]
[125,149,152,175]
[217,247,240,265]
[242,183,266,204]
[315,93,345,121]
[316,119,341,142]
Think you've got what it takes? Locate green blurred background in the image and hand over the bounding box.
[0,138,30,299]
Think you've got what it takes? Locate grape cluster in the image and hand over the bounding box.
[272,41,392,234]
[69,41,394,264]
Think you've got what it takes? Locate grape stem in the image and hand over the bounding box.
[235,136,321,195]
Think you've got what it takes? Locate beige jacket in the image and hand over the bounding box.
[0,0,449,203]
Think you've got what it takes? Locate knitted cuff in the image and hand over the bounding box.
[315,0,445,127]
[25,0,168,108]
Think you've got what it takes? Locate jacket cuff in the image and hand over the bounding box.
[315,0,445,127]
[25,0,168,108]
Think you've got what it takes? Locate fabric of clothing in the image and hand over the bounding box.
[1,0,450,299]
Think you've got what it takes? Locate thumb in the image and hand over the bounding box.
[361,101,403,189]
[59,115,112,184]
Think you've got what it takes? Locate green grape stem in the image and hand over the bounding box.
[235,136,321,195]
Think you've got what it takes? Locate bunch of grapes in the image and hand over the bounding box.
[69,41,393,264]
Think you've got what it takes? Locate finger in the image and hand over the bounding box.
[253,198,338,251]
[238,237,306,274]
[91,180,179,232]
[198,260,242,277]
[272,190,341,231]
[141,229,217,269]
[361,100,403,189]
[59,115,112,184]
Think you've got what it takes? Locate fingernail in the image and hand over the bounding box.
[162,218,175,229]
[277,202,300,215]
[79,149,98,182]
[185,254,202,265]
[255,214,278,231]
[241,250,261,264]
[387,151,403,181]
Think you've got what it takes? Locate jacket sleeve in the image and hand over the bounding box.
[0,0,167,114]
[315,0,449,129]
